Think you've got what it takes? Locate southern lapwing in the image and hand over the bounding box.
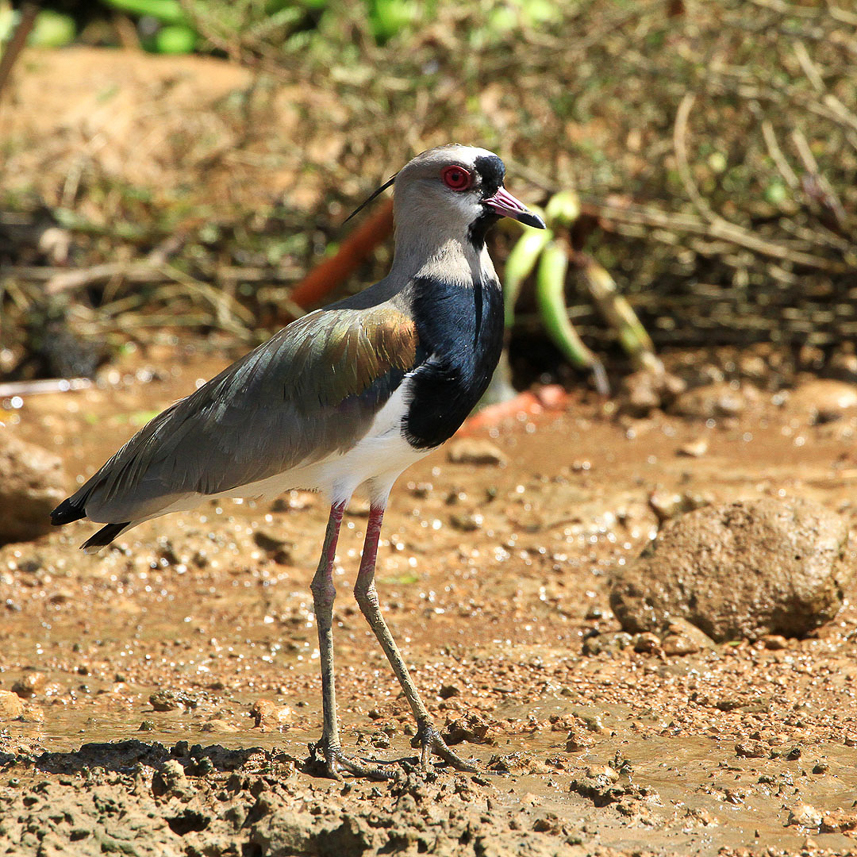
[51,144,546,779]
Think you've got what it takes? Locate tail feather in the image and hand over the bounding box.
[82,522,131,553]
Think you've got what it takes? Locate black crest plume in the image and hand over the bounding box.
[344,174,398,223]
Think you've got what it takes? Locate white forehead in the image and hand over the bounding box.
[406,144,499,170]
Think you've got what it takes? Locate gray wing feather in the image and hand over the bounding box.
[72,307,418,523]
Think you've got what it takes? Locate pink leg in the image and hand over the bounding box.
[354,504,475,773]
[309,502,386,780]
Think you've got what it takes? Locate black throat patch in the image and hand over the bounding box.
[468,154,507,250]
[467,210,501,250]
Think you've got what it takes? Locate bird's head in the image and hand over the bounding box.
[392,145,545,249]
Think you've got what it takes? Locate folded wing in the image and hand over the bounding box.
[52,306,419,530]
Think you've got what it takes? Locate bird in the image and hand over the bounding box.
[51,144,546,780]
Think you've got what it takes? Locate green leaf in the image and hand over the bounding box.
[503,225,552,328]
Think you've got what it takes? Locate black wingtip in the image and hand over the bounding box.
[81,522,130,552]
[51,496,87,526]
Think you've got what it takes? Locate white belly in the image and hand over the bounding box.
[213,379,428,507]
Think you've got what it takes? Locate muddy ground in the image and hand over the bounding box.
[1,341,856,856]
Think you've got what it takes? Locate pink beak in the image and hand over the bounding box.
[484,186,545,229]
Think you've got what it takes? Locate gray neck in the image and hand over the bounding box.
[390,231,498,288]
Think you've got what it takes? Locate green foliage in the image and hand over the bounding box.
[29,10,76,47]
[91,0,581,54]
[102,0,188,26]
[150,24,198,53]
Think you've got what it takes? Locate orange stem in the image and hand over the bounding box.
[287,199,395,314]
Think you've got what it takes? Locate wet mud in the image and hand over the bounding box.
[3,342,857,856]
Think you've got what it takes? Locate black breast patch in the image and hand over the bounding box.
[405,275,505,449]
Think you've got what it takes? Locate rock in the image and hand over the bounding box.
[788,802,823,830]
[648,490,709,525]
[820,810,857,833]
[620,370,686,416]
[11,671,46,698]
[735,740,767,759]
[447,438,507,466]
[669,382,756,420]
[250,698,292,731]
[252,530,293,564]
[565,729,588,752]
[449,512,482,531]
[201,718,233,733]
[0,430,67,544]
[786,379,857,424]
[633,632,660,654]
[610,498,852,642]
[582,631,634,656]
[149,689,199,711]
[440,713,491,745]
[152,759,192,800]
[648,491,685,524]
[683,807,720,827]
[569,765,628,807]
[661,618,715,655]
[677,438,708,457]
[0,689,24,719]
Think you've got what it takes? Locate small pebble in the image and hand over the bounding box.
[251,698,292,731]
[661,633,699,656]
[11,671,46,699]
[565,729,587,752]
[788,802,822,829]
[735,740,767,759]
[677,438,708,457]
[201,719,232,733]
[450,513,482,532]
[150,690,198,712]
[447,439,507,466]
[633,632,661,654]
[441,713,491,745]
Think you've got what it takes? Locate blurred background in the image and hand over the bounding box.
[1,0,856,393]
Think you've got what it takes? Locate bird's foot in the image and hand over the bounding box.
[412,722,477,773]
[306,738,391,781]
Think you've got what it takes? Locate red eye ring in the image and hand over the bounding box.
[442,165,472,191]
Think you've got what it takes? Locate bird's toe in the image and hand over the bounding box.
[307,739,392,781]
[412,723,477,773]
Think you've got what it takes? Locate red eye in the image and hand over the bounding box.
[442,165,472,191]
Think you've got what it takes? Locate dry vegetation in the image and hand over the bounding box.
[1,0,856,380]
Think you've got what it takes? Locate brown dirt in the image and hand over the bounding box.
[3,341,857,856]
[3,47,331,213]
[3,38,857,857]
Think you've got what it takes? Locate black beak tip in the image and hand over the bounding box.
[518,211,546,230]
